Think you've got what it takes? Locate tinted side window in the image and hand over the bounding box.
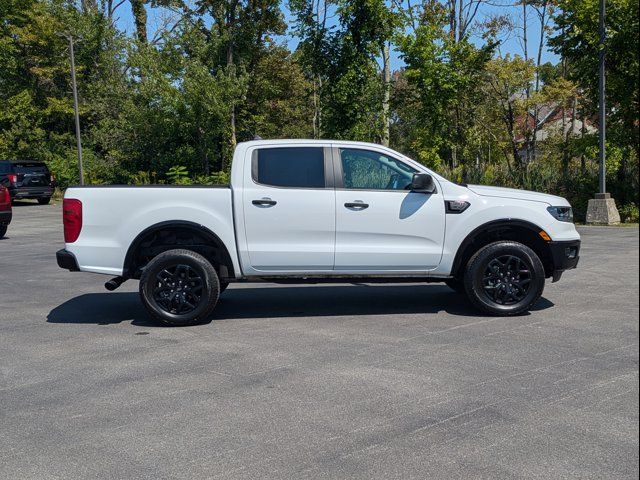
[340,149,416,190]
[256,147,325,188]
[0,162,13,174]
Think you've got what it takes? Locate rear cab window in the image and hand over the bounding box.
[13,162,50,175]
[253,147,326,188]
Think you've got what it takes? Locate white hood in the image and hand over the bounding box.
[467,184,570,206]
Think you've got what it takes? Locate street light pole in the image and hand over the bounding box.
[65,33,85,185]
[586,0,620,223]
[598,0,606,194]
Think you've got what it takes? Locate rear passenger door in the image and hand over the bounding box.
[242,146,336,273]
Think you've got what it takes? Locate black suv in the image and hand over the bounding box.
[0,160,55,204]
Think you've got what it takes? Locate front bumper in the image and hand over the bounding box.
[548,239,580,282]
[0,210,11,226]
[56,249,80,271]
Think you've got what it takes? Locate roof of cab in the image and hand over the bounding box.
[238,139,387,148]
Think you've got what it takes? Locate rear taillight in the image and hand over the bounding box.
[0,187,10,210]
[7,173,17,184]
[63,198,82,243]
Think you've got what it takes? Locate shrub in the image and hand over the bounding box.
[166,165,190,185]
[619,204,639,223]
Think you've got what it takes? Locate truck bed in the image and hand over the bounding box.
[64,185,237,276]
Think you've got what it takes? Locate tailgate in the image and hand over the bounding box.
[13,163,52,188]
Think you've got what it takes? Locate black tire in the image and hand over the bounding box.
[139,249,220,326]
[463,241,545,316]
[444,278,465,294]
[37,197,51,205]
[0,225,6,238]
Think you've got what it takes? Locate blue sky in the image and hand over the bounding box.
[114,1,559,71]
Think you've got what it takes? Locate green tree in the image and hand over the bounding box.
[399,4,494,177]
[550,0,639,162]
[290,0,396,142]
[241,47,315,139]
[195,0,286,150]
[483,55,536,173]
[0,0,130,184]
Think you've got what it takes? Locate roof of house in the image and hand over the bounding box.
[514,102,597,143]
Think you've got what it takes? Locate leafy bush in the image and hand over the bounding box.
[194,171,230,185]
[619,204,639,223]
[166,166,230,186]
[166,165,190,185]
[129,171,160,185]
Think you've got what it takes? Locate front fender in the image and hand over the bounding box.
[434,196,580,276]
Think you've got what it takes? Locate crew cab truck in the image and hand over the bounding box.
[56,140,580,326]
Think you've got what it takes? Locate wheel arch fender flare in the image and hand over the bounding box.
[450,218,551,278]
[122,220,235,279]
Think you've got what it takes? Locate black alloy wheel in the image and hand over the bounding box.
[139,249,220,326]
[153,264,204,315]
[464,241,545,316]
[482,255,532,305]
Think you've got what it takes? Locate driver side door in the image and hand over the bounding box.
[333,147,446,273]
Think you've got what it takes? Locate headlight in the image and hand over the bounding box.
[547,206,574,223]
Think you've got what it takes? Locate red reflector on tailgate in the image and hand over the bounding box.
[63,198,82,243]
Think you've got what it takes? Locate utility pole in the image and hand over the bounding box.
[586,0,620,224]
[60,33,85,185]
[598,0,606,194]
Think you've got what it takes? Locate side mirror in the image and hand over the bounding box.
[411,173,436,194]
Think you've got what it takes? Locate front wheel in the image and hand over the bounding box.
[139,249,220,326]
[463,241,545,316]
[0,225,6,238]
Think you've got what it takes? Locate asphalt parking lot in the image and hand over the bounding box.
[1,201,638,479]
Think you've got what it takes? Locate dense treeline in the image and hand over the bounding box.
[0,0,638,220]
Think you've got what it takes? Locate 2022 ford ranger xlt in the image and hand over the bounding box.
[56,140,580,326]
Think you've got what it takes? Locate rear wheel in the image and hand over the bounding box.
[139,249,220,326]
[0,225,6,238]
[37,197,51,205]
[463,241,545,316]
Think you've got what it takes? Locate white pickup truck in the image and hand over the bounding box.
[57,140,580,326]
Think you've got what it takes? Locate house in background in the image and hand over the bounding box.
[515,101,597,162]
